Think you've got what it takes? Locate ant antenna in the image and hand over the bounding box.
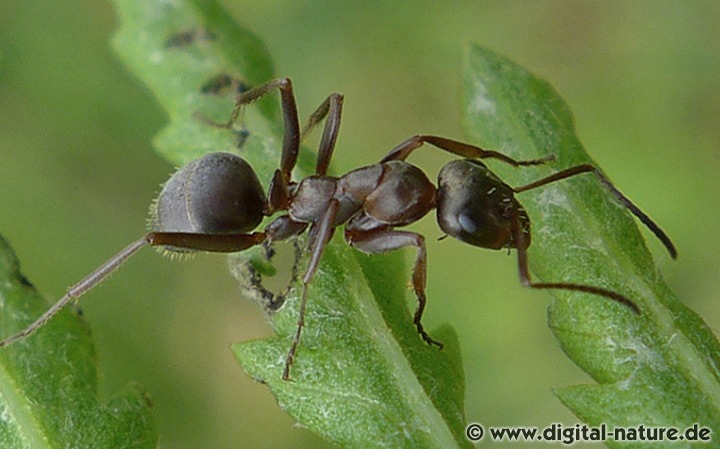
[515,164,677,260]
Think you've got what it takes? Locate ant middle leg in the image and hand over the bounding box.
[261,216,309,310]
[381,134,554,167]
[283,199,340,380]
[226,81,346,179]
[300,93,344,176]
[345,226,443,349]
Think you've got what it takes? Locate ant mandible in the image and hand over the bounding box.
[0,78,677,381]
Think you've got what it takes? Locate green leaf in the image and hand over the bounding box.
[112,0,278,172]
[111,0,469,447]
[232,247,468,449]
[462,45,720,445]
[0,234,156,449]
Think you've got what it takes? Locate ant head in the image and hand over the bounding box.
[150,152,267,236]
[436,159,530,250]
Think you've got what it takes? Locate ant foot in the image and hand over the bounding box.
[417,325,444,350]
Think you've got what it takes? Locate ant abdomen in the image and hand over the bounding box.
[150,152,267,237]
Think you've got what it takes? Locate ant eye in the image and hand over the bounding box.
[457,212,479,234]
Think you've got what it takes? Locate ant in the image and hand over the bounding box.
[0,78,677,381]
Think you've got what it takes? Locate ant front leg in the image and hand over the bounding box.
[345,227,443,349]
[382,135,553,167]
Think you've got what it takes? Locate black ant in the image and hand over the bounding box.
[0,78,677,381]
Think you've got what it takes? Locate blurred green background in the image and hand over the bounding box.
[1,1,718,448]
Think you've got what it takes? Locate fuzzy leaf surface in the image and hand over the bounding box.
[0,235,156,449]
[462,45,720,447]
